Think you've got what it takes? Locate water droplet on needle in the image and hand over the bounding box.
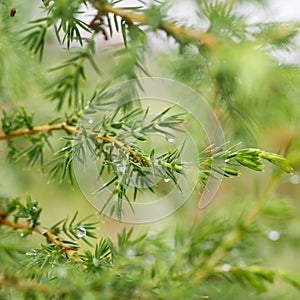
[267,230,280,241]
[92,258,100,267]
[222,264,231,272]
[26,249,37,256]
[116,163,126,174]
[76,226,86,238]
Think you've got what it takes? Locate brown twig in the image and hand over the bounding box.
[0,122,138,156]
[0,216,78,258]
[0,123,76,140]
[0,121,183,176]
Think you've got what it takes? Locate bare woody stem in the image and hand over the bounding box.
[94,2,218,48]
[0,216,78,258]
[0,123,77,139]
[0,123,117,146]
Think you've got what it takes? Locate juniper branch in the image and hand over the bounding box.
[94,2,218,48]
[0,123,291,180]
[0,214,78,258]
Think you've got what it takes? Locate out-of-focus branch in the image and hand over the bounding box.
[0,272,69,295]
[192,171,282,281]
[94,2,219,48]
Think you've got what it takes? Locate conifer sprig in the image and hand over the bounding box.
[0,106,292,218]
[0,196,96,257]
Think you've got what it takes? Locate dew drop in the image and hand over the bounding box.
[116,163,126,174]
[290,174,300,185]
[32,206,37,212]
[92,258,100,267]
[147,231,157,240]
[164,178,170,183]
[267,230,280,241]
[20,233,25,237]
[225,159,230,163]
[88,119,94,124]
[76,226,86,238]
[26,249,37,256]
[125,248,136,259]
[222,264,231,272]
[167,137,175,143]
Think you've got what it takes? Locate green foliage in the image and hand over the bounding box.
[1,108,33,133]
[1,195,300,299]
[0,0,300,299]
[48,37,98,110]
